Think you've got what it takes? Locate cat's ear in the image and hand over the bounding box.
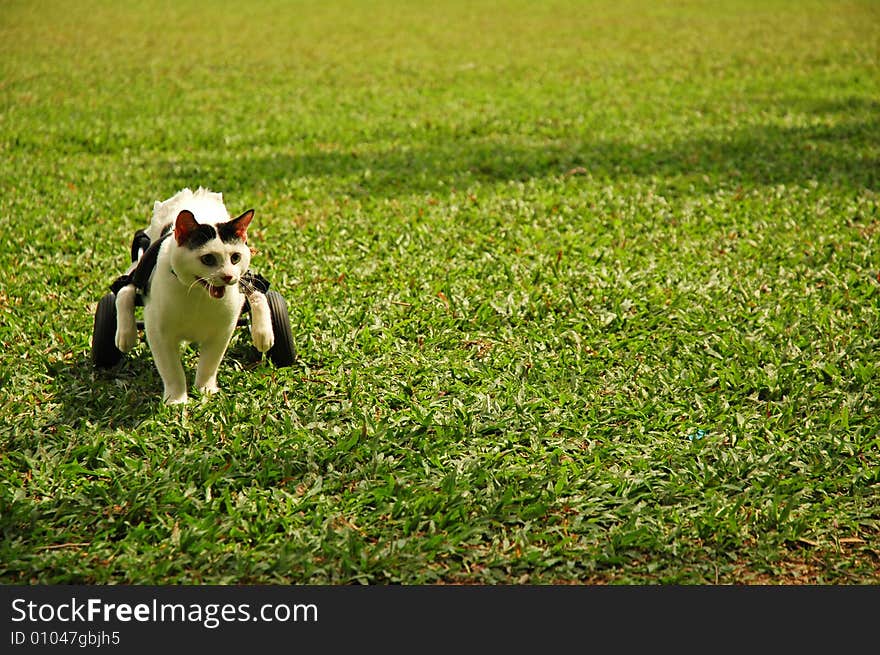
[174,210,199,245]
[220,209,254,243]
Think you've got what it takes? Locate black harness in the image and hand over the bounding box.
[110,231,170,297]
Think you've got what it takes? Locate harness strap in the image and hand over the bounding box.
[109,232,171,297]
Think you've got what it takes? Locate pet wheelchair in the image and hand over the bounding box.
[91,229,296,369]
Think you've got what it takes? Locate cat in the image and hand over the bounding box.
[114,187,274,404]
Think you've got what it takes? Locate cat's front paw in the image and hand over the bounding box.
[252,322,275,353]
[115,325,138,353]
[163,392,188,405]
[114,285,138,352]
[248,293,275,353]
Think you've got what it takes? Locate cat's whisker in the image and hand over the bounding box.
[239,278,256,296]
[186,277,204,294]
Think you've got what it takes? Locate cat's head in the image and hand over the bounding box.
[170,208,254,299]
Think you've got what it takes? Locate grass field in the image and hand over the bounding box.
[1,0,878,584]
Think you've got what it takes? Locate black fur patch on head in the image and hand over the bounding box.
[183,224,218,250]
[217,221,243,244]
[217,210,253,244]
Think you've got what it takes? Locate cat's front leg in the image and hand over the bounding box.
[146,326,188,404]
[194,334,234,396]
[114,284,139,352]
[247,291,275,353]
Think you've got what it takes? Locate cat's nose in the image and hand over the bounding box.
[221,274,234,284]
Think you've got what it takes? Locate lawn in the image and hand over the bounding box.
[0,0,878,584]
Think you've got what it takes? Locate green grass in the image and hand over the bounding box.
[1,0,878,584]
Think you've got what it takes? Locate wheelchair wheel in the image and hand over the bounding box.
[92,292,124,368]
[265,290,296,367]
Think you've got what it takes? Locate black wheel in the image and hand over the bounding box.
[265,290,296,367]
[92,292,124,368]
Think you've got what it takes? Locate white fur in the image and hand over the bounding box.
[114,285,139,353]
[147,187,227,242]
[115,187,274,404]
[247,290,275,354]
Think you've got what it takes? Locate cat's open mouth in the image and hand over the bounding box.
[197,279,227,299]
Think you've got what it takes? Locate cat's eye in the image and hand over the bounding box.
[231,253,241,264]
[200,254,217,267]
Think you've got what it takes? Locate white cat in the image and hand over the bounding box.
[114,187,274,404]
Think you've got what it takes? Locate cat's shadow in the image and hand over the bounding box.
[59,338,265,429]
[57,352,159,429]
